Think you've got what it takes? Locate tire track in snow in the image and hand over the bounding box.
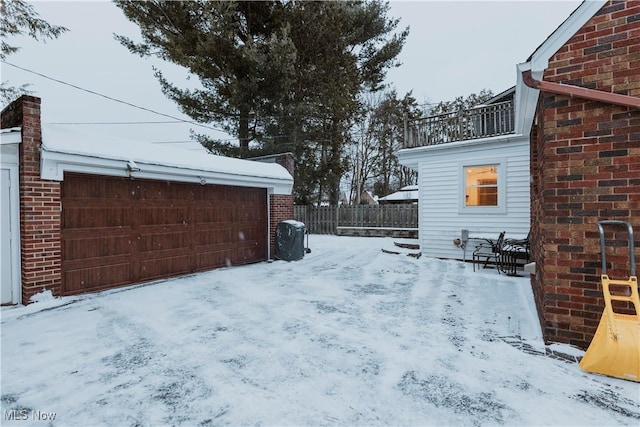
[407,258,471,357]
[91,305,220,426]
[393,259,517,425]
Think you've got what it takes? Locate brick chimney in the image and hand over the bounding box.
[1,96,62,303]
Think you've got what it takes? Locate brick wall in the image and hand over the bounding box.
[531,0,640,348]
[269,194,295,258]
[262,153,295,259]
[1,96,62,304]
[529,117,547,333]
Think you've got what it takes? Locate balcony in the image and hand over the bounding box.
[403,100,515,148]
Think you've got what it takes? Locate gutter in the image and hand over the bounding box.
[522,70,640,109]
[0,127,21,145]
[40,149,294,195]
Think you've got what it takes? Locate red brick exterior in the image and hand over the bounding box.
[264,152,296,258]
[530,1,640,348]
[269,194,295,258]
[1,96,62,304]
[2,96,295,303]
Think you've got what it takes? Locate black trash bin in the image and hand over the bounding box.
[276,220,306,261]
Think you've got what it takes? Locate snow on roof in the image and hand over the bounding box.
[0,127,21,145]
[0,126,21,134]
[379,185,419,202]
[41,124,291,181]
[40,124,293,194]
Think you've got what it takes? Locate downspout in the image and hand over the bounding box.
[522,70,640,109]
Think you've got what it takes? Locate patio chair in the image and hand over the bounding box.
[472,231,505,273]
[499,233,530,276]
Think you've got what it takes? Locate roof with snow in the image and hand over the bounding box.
[0,127,21,145]
[378,185,419,203]
[38,124,293,194]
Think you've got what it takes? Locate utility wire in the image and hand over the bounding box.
[151,138,237,143]
[2,61,422,143]
[48,121,242,141]
[50,120,194,125]
[2,60,227,133]
[3,60,269,123]
[4,61,427,125]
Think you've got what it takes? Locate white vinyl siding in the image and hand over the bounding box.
[413,135,530,260]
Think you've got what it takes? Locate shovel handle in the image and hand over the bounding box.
[596,220,636,276]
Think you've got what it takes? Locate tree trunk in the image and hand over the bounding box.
[239,106,250,151]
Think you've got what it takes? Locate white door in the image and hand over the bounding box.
[1,168,13,304]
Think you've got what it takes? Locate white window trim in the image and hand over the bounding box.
[458,158,507,214]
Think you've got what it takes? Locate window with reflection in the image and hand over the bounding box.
[464,165,498,207]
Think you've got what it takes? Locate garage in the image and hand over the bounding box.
[1,95,294,304]
[61,173,267,295]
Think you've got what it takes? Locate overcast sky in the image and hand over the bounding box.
[2,0,582,149]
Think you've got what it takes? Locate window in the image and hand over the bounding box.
[458,159,506,214]
[465,165,498,206]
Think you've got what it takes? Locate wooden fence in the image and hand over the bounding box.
[293,204,418,235]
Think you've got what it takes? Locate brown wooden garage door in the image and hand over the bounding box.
[60,173,267,295]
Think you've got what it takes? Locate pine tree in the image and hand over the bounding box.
[115,0,407,205]
[115,0,295,151]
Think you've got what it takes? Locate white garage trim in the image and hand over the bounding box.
[40,125,293,195]
[1,128,22,305]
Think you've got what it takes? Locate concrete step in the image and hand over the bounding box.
[382,239,421,258]
[394,240,420,250]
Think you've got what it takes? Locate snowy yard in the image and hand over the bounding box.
[1,235,638,426]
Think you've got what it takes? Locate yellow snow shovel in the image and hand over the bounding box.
[579,220,639,382]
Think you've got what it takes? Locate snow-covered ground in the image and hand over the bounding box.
[1,235,638,426]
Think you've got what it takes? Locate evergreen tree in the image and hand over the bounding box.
[254,1,408,205]
[427,89,495,115]
[115,0,295,151]
[115,0,407,205]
